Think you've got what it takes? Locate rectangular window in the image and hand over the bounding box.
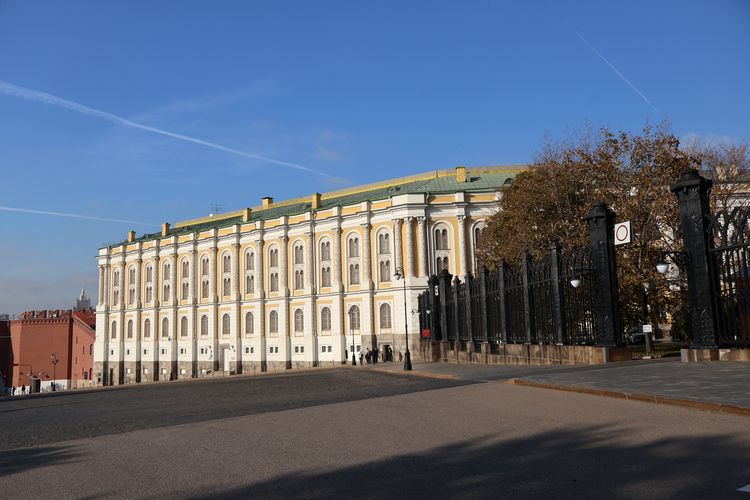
[143,349,148,355]
[144,368,149,374]
[250,347,254,354]
[161,348,166,355]
[245,347,250,354]
[328,346,332,353]
[180,348,186,355]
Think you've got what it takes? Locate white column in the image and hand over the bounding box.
[361,223,372,288]
[332,227,342,291]
[392,218,403,272]
[209,241,218,370]
[280,235,289,296]
[305,230,314,292]
[405,217,415,278]
[457,215,467,277]
[232,242,240,300]
[134,255,142,375]
[255,236,266,370]
[417,216,427,277]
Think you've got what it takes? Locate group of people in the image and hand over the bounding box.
[357,345,398,365]
[3,385,27,397]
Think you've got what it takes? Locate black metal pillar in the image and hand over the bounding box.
[521,251,535,344]
[498,261,509,344]
[670,169,721,348]
[586,203,623,347]
[549,241,566,345]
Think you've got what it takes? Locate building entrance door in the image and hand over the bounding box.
[222,348,231,371]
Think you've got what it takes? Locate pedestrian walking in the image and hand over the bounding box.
[21,384,26,395]
[359,350,364,365]
[365,349,371,364]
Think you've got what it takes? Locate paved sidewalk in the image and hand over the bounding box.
[367,359,750,411]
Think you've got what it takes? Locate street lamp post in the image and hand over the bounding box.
[394,267,412,371]
[348,307,356,366]
[50,353,59,391]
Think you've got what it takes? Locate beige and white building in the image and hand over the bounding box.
[94,166,524,385]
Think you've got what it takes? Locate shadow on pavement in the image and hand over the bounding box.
[0,445,80,478]
[181,425,750,500]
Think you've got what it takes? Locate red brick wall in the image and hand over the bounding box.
[0,320,10,388]
[11,318,72,388]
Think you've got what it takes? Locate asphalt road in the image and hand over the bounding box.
[2,366,750,499]
[0,368,469,451]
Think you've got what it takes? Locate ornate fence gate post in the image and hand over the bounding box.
[670,169,721,348]
[498,261,509,344]
[586,203,623,347]
[438,269,452,360]
[549,241,566,345]
[453,275,461,354]
[464,274,474,354]
[480,267,490,355]
[521,251,535,344]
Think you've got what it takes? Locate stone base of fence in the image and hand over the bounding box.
[419,341,630,366]
[681,348,750,362]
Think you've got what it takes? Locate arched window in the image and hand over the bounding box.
[111,320,117,339]
[128,267,136,304]
[245,250,255,294]
[378,233,390,255]
[163,262,171,300]
[347,235,361,285]
[180,259,190,300]
[320,240,331,261]
[348,237,360,258]
[349,263,360,285]
[161,317,169,339]
[320,238,332,288]
[436,256,449,272]
[349,305,361,330]
[145,265,153,303]
[221,253,231,297]
[112,270,120,305]
[294,308,304,332]
[200,256,209,299]
[268,245,279,292]
[200,315,208,337]
[293,242,304,290]
[379,260,391,282]
[435,228,449,250]
[379,303,392,330]
[180,316,188,337]
[222,313,230,336]
[245,312,254,335]
[321,307,332,331]
[434,225,451,273]
[144,318,151,339]
[269,310,278,334]
[127,319,133,339]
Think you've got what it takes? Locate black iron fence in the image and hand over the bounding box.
[673,169,750,348]
[418,203,623,349]
[418,245,599,349]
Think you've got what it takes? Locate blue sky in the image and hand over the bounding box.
[0,0,748,314]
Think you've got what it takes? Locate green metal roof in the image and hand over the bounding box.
[109,166,524,248]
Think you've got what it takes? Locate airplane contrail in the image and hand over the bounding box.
[564,20,661,115]
[0,205,160,227]
[0,80,335,179]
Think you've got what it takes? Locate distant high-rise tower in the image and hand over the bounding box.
[75,286,91,311]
